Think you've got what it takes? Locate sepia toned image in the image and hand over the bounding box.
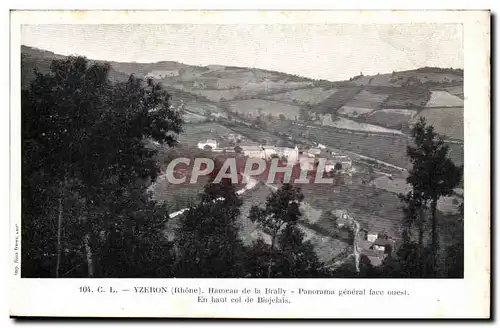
[20,23,466,279]
[10,10,490,318]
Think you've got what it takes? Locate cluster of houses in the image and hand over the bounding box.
[298,148,353,173]
[359,231,396,267]
[197,138,353,174]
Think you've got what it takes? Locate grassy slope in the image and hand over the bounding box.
[21,46,131,88]
[23,46,464,260]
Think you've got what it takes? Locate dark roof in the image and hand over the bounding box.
[276,139,294,148]
[362,249,384,258]
[373,238,393,246]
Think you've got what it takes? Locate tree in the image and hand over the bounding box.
[445,205,464,278]
[234,145,242,153]
[248,184,304,277]
[406,117,463,275]
[22,56,182,277]
[445,237,464,278]
[173,178,246,278]
[274,225,331,277]
[203,144,213,151]
[399,190,427,277]
[334,162,342,171]
[246,213,331,278]
[279,114,286,121]
[318,210,338,232]
[255,116,266,128]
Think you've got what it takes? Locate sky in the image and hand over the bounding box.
[21,24,463,81]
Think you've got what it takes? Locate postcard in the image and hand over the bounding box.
[10,10,490,318]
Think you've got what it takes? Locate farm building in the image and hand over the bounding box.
[240,145,265,159]
[362,249,385,267]
[366,231,378,243]
[197,139,218,150]
[324,155,353,172]
[372,238,394,254]
[238,145,300,163]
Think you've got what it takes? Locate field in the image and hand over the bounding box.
[178,122,237,146]
[338,105,375,118]
[299,182,403,238]
[173,81,314,102]
[183,112,207,123]
[150,176,205,212]
[238,183,273,245]
[345,90,388,108]
[265,87,338,105]
[320,115,404,135]
[349,70,463,87]
[297,224,350,263]
[425,90,464,107]
[283,123,464,168]
[311,86,363,114]
[378,108,418,116]
[377,86,431,109]
[443,85,464,99]
[363,108,417,130]
[183,101,225,116]
[370,176,411,195]
[225,99,302,120]
[238,183,350,262]
[413,107,464,140]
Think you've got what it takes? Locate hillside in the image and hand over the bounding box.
[21,45,464,269]
[21,46,131,88]
[21,45,464,141]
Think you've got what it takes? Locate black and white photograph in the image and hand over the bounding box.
[9,9,490,319]
[19,22,468,279]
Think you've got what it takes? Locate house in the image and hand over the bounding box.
[372,238,394,254]
[236,144,300,163]
[262,146,278,159]
[273,145,299,163]
[362,249,385,267]
[367,231,378,243]
[299,155,315,171]
[307,148,322,157]
[197,139,218,150]
[240,145,265,159]
[324,155,353,172]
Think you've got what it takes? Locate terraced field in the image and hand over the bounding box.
[413,107,464,140]
[338,106,375,118]
[265,87,338,105]
[444,85,464,99]
[287,123,464,168]
[320,115,404,135]
[178,122,237,147]
[311,86,363,114]
[174,81,314,102]
[364,108,417,130]
[226,99,302,120]
[345,90,388,108]
[425,90,464,107]
[299,182,403,238]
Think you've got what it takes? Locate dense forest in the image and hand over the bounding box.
[21,57,464,278]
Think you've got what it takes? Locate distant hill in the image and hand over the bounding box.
[21,45,132,88]
[20,45,464,140]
